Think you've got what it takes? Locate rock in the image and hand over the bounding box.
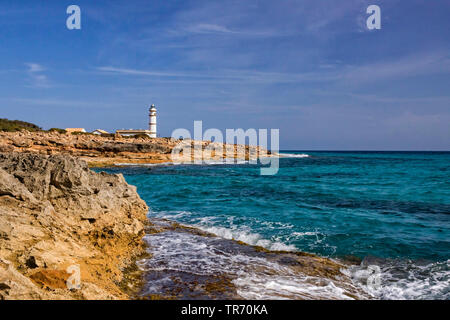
[25,256,39,269]
[12,139,32,148]
[0,131,271,167]
[0,144,13,153]
[0,283,10,290]
[0,153,149,300]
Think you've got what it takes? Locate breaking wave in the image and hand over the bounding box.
[344,258,450,300]
[279,153,310,158]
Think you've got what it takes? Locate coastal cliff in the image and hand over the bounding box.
[0,153,148,299]
[0,131,268,167]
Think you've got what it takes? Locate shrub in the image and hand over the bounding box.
[0,118,41,132]
[48,128,67,134]
[71,131,92,136]
[133,133,151,139]
[100,133,115,138]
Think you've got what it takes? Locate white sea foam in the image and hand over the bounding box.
[114,161,175,167]
[279,153,310,158]
[203,159,249,165]
[343,259,450,300]
[194,225,298,252]
[291,231,319,237]
[151,211,298,252]
[149,212,449,300]
[139,229,365,300]
[154,210,193,220]
[234,274,356,300]
[114,159,250,167]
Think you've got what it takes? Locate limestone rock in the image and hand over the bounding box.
[0,153,149,300]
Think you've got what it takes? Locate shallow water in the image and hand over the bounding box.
[137,219,367,300]
[98,151,450,299]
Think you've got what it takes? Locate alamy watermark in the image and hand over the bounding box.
[170,121,280,175]
[66,5,81,30]
[347,264,382,292]
[65,4,380,31]
[66,264,81,290]
[366,5,381,30]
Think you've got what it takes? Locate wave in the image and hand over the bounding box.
[343,258,450,300]
[114,159,250,167]
[196,225,298,252]
[280,153,310,158]
[147,210,450,300]
[114,161,175,167]
[234,274,357,300]
[201,159,249,165]
[152,210,298,252]
[139,223,366,299]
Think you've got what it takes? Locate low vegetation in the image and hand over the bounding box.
[48,128,67,134]
[0,118,41,132]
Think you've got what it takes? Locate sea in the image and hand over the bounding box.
[98,151,450,300]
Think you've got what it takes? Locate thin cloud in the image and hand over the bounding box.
[25,63,50,88]
[26,63,45,73]
[96,50,450,90]
[340,52,450,84]
[186,23,237,34]
[97,66,196,78]
[12,98,120,109]
[180,23,278,37]
[96,66,337,84]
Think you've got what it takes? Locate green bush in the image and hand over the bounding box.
[48,128,67,134]
[133,133,151,139]
[0,118,41,132]
[100,133,115,138]
[71,131,92,136]
[122,133,151,139]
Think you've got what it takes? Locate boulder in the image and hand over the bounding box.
[0,153,149,300]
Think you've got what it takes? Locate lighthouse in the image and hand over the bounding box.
[149,104,157,138]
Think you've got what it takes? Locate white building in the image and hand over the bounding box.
[149,104,157,138]
[115,104,157,138]
[65,128,86,134]
[92,129,109,135]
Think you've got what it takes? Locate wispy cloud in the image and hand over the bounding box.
[11,97,120,109]
[96,66,337,84]
[97,66,197,78]
[97,51,450,86]
[339,52,450,84]
[26,63,45,73]
[176,23,279,37]
[25,63,50,88]
[185,23,237,34]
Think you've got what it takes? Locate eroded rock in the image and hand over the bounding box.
[0,153,149,300]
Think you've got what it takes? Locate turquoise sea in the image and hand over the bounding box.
[99,151,450,299]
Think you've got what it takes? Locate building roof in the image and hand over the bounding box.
[65,128,86,133]
[116,129,150,133]
[92,129,109,134]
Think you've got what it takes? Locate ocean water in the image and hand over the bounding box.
[98,151,450,299]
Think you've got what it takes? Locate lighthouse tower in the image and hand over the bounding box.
[149,104,157,138]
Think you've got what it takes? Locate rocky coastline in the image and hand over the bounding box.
[0,132,366,300]
[0,152,148,299]
[0,131,269,167]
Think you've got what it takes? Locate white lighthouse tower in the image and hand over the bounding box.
[149,104,157,138]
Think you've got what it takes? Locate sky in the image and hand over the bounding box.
[0,0,449,150]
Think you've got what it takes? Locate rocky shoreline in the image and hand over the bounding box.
[0,131,270,167]
[137,219,369,300]
[0,133,366,300]
[0,152,148,299]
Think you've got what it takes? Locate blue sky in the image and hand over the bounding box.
[0,0,449,150]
